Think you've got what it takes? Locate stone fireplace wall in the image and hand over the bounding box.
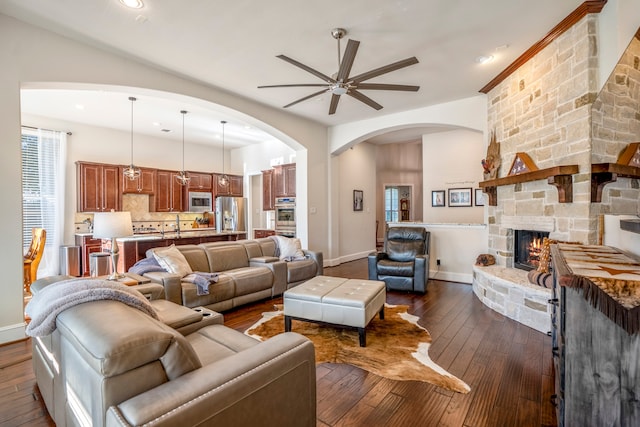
[591,34,640,217]
[486,15,599,266]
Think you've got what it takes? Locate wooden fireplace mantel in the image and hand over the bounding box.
[591,162,640,202]
[478,165,579,206]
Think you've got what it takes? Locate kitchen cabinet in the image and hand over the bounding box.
[254,229,276,238]
[121,167,156,194]
[187,172,213,191]
[117,232,248,272]
[75,234,105,277]
[213,173,243,197]
[261,169,274,210]
[153,170,185,212]
[273,163,296,197]
[77,162,121,212]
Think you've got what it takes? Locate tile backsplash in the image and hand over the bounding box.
[74,194,212,234]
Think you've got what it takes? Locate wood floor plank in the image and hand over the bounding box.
[0,258,557,427]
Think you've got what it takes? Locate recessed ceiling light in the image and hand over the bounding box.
[75,104,85,110]
[152,122,161,126]
[119,0,144,9]
[475,55,494,64]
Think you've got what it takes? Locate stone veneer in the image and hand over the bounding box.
[486,15,599,266]
[472,266,551,333]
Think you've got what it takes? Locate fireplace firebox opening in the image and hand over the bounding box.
[514,230,550,271]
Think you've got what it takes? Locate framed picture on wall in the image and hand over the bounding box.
[353,190,363,211]
[431,190,445,207]
[448,188,472,207]
[475,188,486,206]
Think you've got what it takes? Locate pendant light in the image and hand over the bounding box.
[218,120,229,187]
[122,96,141,180]
[175,110,191,186]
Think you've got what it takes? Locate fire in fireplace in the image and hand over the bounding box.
[514,230,550,271]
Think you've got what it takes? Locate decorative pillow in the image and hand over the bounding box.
[527,270,553,288]
[128,256,166,275]
[152,245,193,277]
[274,235,305,261]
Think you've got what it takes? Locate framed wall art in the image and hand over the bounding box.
[353,190,363,211]
[475,188,486,206]
[431,190,445,207]
[448,188,472,207]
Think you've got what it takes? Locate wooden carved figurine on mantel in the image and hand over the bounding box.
[481,131,501,180]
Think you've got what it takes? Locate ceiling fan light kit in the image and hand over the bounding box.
[258,28,420,115]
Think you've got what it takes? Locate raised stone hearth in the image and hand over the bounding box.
[472,265,551,333]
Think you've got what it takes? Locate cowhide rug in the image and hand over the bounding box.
[245,304,470,394]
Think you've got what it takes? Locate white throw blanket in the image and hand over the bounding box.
[25,278,158,337]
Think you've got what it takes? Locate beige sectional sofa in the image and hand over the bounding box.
[143,238,323,312]
[29,276,317,427]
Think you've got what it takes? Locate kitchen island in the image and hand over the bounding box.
[77,229,247,275]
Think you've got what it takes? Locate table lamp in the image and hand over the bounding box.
[92,211,133,280]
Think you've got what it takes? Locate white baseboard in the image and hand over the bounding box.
[0,322,27,345]
[324,250,372,268]
[430,269,472,284]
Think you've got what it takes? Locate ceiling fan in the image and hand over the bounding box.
[258,28,420,115]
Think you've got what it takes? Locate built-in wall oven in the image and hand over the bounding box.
[275,196,296,237]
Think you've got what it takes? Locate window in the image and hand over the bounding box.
[21,127,66,275]
[385,187,399,222]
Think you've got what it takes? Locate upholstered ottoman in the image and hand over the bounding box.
[283,275,386,346]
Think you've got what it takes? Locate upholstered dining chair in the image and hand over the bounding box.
[23,228,46,294]
[368,226,430,293]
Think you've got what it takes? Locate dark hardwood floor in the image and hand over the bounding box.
[1,259,557,426]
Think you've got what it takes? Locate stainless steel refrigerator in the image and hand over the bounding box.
[215,197,247,232]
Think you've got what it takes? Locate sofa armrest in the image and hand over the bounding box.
[367,251,387,280]
[303,250,323,275]
[143,271,183,305]
[106,332,316,427]
[250,260,288,296]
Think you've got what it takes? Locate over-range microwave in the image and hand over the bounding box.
[188,191,213,213]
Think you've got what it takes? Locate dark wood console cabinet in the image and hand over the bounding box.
[550,244,640,426]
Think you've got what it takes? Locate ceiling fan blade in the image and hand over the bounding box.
[350,57,419,83]
[356,83,420,91]
[258,84,330,88]
[283,89,328,108]
[329,94,341,115]
[336,39,360,82]
[277,55,336,84]
[347,90,383,111]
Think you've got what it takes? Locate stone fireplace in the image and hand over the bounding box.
[514,230,549,271]
[484,14,640,267]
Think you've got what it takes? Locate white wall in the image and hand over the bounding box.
[598,0,640,91]
[0,13,327,344]
[334,143,377,264]
[422,129,485,223]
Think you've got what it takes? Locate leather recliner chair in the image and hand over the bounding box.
[368,226,430,293]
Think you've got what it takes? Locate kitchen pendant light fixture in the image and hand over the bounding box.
[122,96,141,181]
[218,120,229,187]
[175,110,191,186]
